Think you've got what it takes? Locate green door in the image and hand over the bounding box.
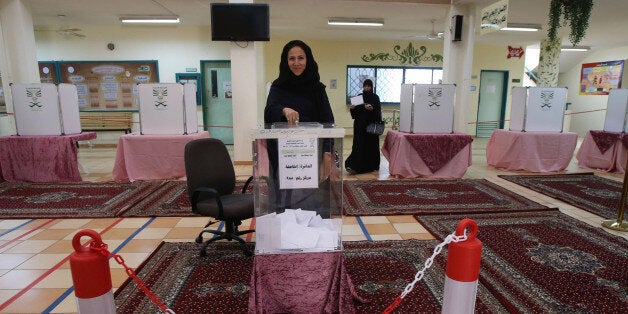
[476,70,508,137]
[201,61,232,144]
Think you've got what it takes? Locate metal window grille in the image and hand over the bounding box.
[346,66,443,105]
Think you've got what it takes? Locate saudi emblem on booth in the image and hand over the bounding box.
[539,90,554,111]
[152,87,168,110]
[427,87,443,110]
[26,87,43,111]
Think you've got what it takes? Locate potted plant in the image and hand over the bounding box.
[547,0,594,46]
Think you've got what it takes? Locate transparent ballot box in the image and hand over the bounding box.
[252,123,345,254]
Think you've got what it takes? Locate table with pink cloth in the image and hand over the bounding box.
[248,252,366,313]
[576,130,628,173]
[112,131,210,181]
[486,129,578,172]
[381,130,473,178]
[0,132,96,182]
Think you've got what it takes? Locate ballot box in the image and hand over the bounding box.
[11,83,82,135]
[138,83,198,135]
[603,88,628,132]
[509,86,567,132]
[399,84,456,133]
[252,123,344,254]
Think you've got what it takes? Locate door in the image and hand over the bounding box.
[476,70,508,137]
[201,61,232,144]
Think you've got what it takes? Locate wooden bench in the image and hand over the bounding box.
[80,111,133,133]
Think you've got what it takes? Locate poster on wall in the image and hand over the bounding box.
[579,60,624,95]
[58,61,159,110]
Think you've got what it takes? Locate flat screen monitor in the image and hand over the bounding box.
[210,3,270,41]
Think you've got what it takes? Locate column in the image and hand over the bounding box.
[537,37,561,87]
[442,4,475,134]
[229,0,265,163]
[0,0,40,135]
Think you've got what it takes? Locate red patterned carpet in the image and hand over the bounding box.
[499,173,623,219]
[415,211,628,313]
[0,181,164,218]
[119,181,194,217]
[343,179,552,216]
[114,240,507,313]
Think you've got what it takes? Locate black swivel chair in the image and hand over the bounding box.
[184,138,255,256]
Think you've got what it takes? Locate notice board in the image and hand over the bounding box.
[57,60,159,110]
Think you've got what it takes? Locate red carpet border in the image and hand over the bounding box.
[0,180,163,219]
[343,179,553,216]
[498,173,623,219]
[114,239,507,313]
[415,211,628,313]
[0,180,255,218]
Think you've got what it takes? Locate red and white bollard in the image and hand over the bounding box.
[69,229,116,314]
[441,219,482,314]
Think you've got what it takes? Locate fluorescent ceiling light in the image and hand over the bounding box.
[561,46,590,51]
[328,18,384,27]
[500,23,541,32]
[120,16,180,24]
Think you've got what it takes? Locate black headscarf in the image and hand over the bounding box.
[272,40,326,92]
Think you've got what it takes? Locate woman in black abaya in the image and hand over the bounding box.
[345,79,382,174]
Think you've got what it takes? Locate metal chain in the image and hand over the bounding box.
[382,231,467,314]
[92,244,175,314]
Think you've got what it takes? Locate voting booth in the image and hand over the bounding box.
[252,123,344,254]
[138,83,198,135]
[603,88,628,132]
[11,83,82,136]
[399,84,456,133]
[509,86,567,132]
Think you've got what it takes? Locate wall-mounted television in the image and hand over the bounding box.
[210,3,270,41]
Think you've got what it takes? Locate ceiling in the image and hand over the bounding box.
[26,0,628,72]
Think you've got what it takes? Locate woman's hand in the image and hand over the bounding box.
[283,107,300,125]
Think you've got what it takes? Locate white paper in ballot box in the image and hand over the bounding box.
[281,222,320,249]
[254,213,282,252]
[256,209,341,252]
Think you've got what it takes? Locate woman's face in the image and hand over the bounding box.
[287,46,306,76]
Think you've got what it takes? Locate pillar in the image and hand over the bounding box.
[442,4,475,134]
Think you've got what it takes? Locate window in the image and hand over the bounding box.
[346,66,442,105]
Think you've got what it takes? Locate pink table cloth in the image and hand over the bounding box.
[576,130,622,172]
[112,131,210,181]
[486,129,578,172]
[248,252,366,313]
[381,130,473,178]
[0,132,96,182]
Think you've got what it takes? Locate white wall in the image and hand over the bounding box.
[35,25,231,82]
[26,25,628,141]
[558,45,628,136]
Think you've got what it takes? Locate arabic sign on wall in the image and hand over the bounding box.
[481,0,509,35]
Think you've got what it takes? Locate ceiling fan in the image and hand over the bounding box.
[55,27,86,38]
[35,26,86,38]
[424,19,444,40]
[403,19,444,41]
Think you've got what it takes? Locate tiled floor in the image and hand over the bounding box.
[0,136,626,313]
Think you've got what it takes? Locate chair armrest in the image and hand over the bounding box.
[241,176,254,194]
[191,187,224,216]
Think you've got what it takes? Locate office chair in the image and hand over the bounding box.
[184,138,255,256]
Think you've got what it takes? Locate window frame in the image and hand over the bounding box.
[346,65,443,105]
